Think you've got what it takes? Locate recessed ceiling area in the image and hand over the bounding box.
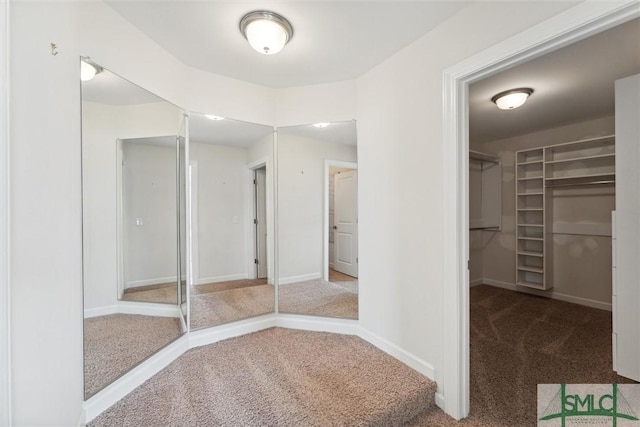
[105,1,469,88]
[470,18,640,145]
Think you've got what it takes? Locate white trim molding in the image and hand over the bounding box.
[277,272,321,285]
[0,0,9,424]
[194,274,248,286]
[442,1,640,420]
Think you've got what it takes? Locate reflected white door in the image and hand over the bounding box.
[256,168,268,279]
[334,170,358,277]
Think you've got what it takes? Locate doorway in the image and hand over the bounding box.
[442,3,640,420]
[324,160,358,284]
[254,167,267,279]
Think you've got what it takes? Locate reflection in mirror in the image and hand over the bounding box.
[81,59,186,399]
[188,113,275,330]
[277,121,359,319]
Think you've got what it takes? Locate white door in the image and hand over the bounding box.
[613,74,640,381]
[255,168,268,279]
[334,170,358,277]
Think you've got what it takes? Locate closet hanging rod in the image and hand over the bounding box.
[546,179,615,188]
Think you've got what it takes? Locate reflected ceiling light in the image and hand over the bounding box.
[491,88,533,110]
[206,115,225,121]
[313,123,330,128]
[80,58,102,82]
[240,10,293,55]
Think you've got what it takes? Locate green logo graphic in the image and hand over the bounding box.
[539,384,639,426]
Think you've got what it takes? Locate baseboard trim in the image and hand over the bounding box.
[83,334,190,423]
[435,392,445,411]
[276,314,360,335]
[195,274,248,285]
[479,278,612,311]
[358,327,436,381]
[278,273,321,285]
[469,278,483,287]
[126,276,177,289]
[84,302,182,319]
[188,314,277,349]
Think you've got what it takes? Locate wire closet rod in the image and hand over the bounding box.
[546,180,615,188]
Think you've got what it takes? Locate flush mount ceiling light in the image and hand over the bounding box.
[80,58,102,82]
[240,10,293,55]
[313,123,330,128]
[205,115,225,121]
[491,88,534,110]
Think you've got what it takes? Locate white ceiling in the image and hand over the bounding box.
[105,1,468,88]
[470,18,640,145]
[82,67,165,105]
[189,112,273,148]
[279,121,357,146]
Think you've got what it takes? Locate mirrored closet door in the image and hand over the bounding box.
[188,113,275,330]
[81,60,186,399]
[276,121,359,319]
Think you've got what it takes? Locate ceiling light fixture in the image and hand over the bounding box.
[240,10,293,55]
[491,88,534,110]
[80,58,102,82]
[313,123,330,128]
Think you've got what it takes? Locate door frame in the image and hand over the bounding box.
[441,1,639,420]
[246,157,274,283]
[323,160,357,282]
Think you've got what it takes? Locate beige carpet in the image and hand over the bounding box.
[121,282,178,305]
[279,279,358,319]
[84,314,183,399]
[408,284,637,426]
[89,327,437,426]
[190,282,275,330]
[329,268,358,282]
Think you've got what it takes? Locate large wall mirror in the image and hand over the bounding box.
[277,121,359,319]
[81,59,186,399]
[188,113,275,330]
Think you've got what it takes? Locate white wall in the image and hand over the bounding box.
[8,0,582,423]
[8,2,280,425]
[82,101,182,311]
[470,116,616,308]
[355,0,577,393]
[191,142,249,283]
[277,134,357,282]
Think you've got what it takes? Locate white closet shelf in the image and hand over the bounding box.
[517,236,544,241]
[517,208,543,211]
[516,280,544,289]
[517,176,544,181]
[545,153,615,165]
[518,251,544,257]
[545,173,615,182]
[517,192,544,196]
[518,160,544,165]
[545,134,615,151]
[517,266,544,274]
[518,224,543,227]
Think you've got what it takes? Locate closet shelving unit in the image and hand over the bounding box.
[514,134,615,290]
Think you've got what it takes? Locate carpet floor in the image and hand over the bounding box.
[190,282,275,330]
[84,314,183,399]
[279,279,358,319]
[329,268,358,283]
[121,282,178,305]
[89,327,437,427]
[407,284,636,426]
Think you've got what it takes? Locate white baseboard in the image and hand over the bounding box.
[188,314,277,349]
[83,334,190,423]
[435,392,445,411]
[478,278,612,311]
[125,276,177,289]
[84,302,182,319]
[469,278,483,287]
[358,327,436,381]
[84,305,119,318]
[278,273,321,285]
[329,262,335,269]
[195,273,248,285]
[276,314,360,335]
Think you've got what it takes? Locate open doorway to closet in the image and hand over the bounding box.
[465,17,639,425]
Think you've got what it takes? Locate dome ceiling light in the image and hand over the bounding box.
[491,88,534,110]
[239,10,293,55]
[80,58,103,82]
